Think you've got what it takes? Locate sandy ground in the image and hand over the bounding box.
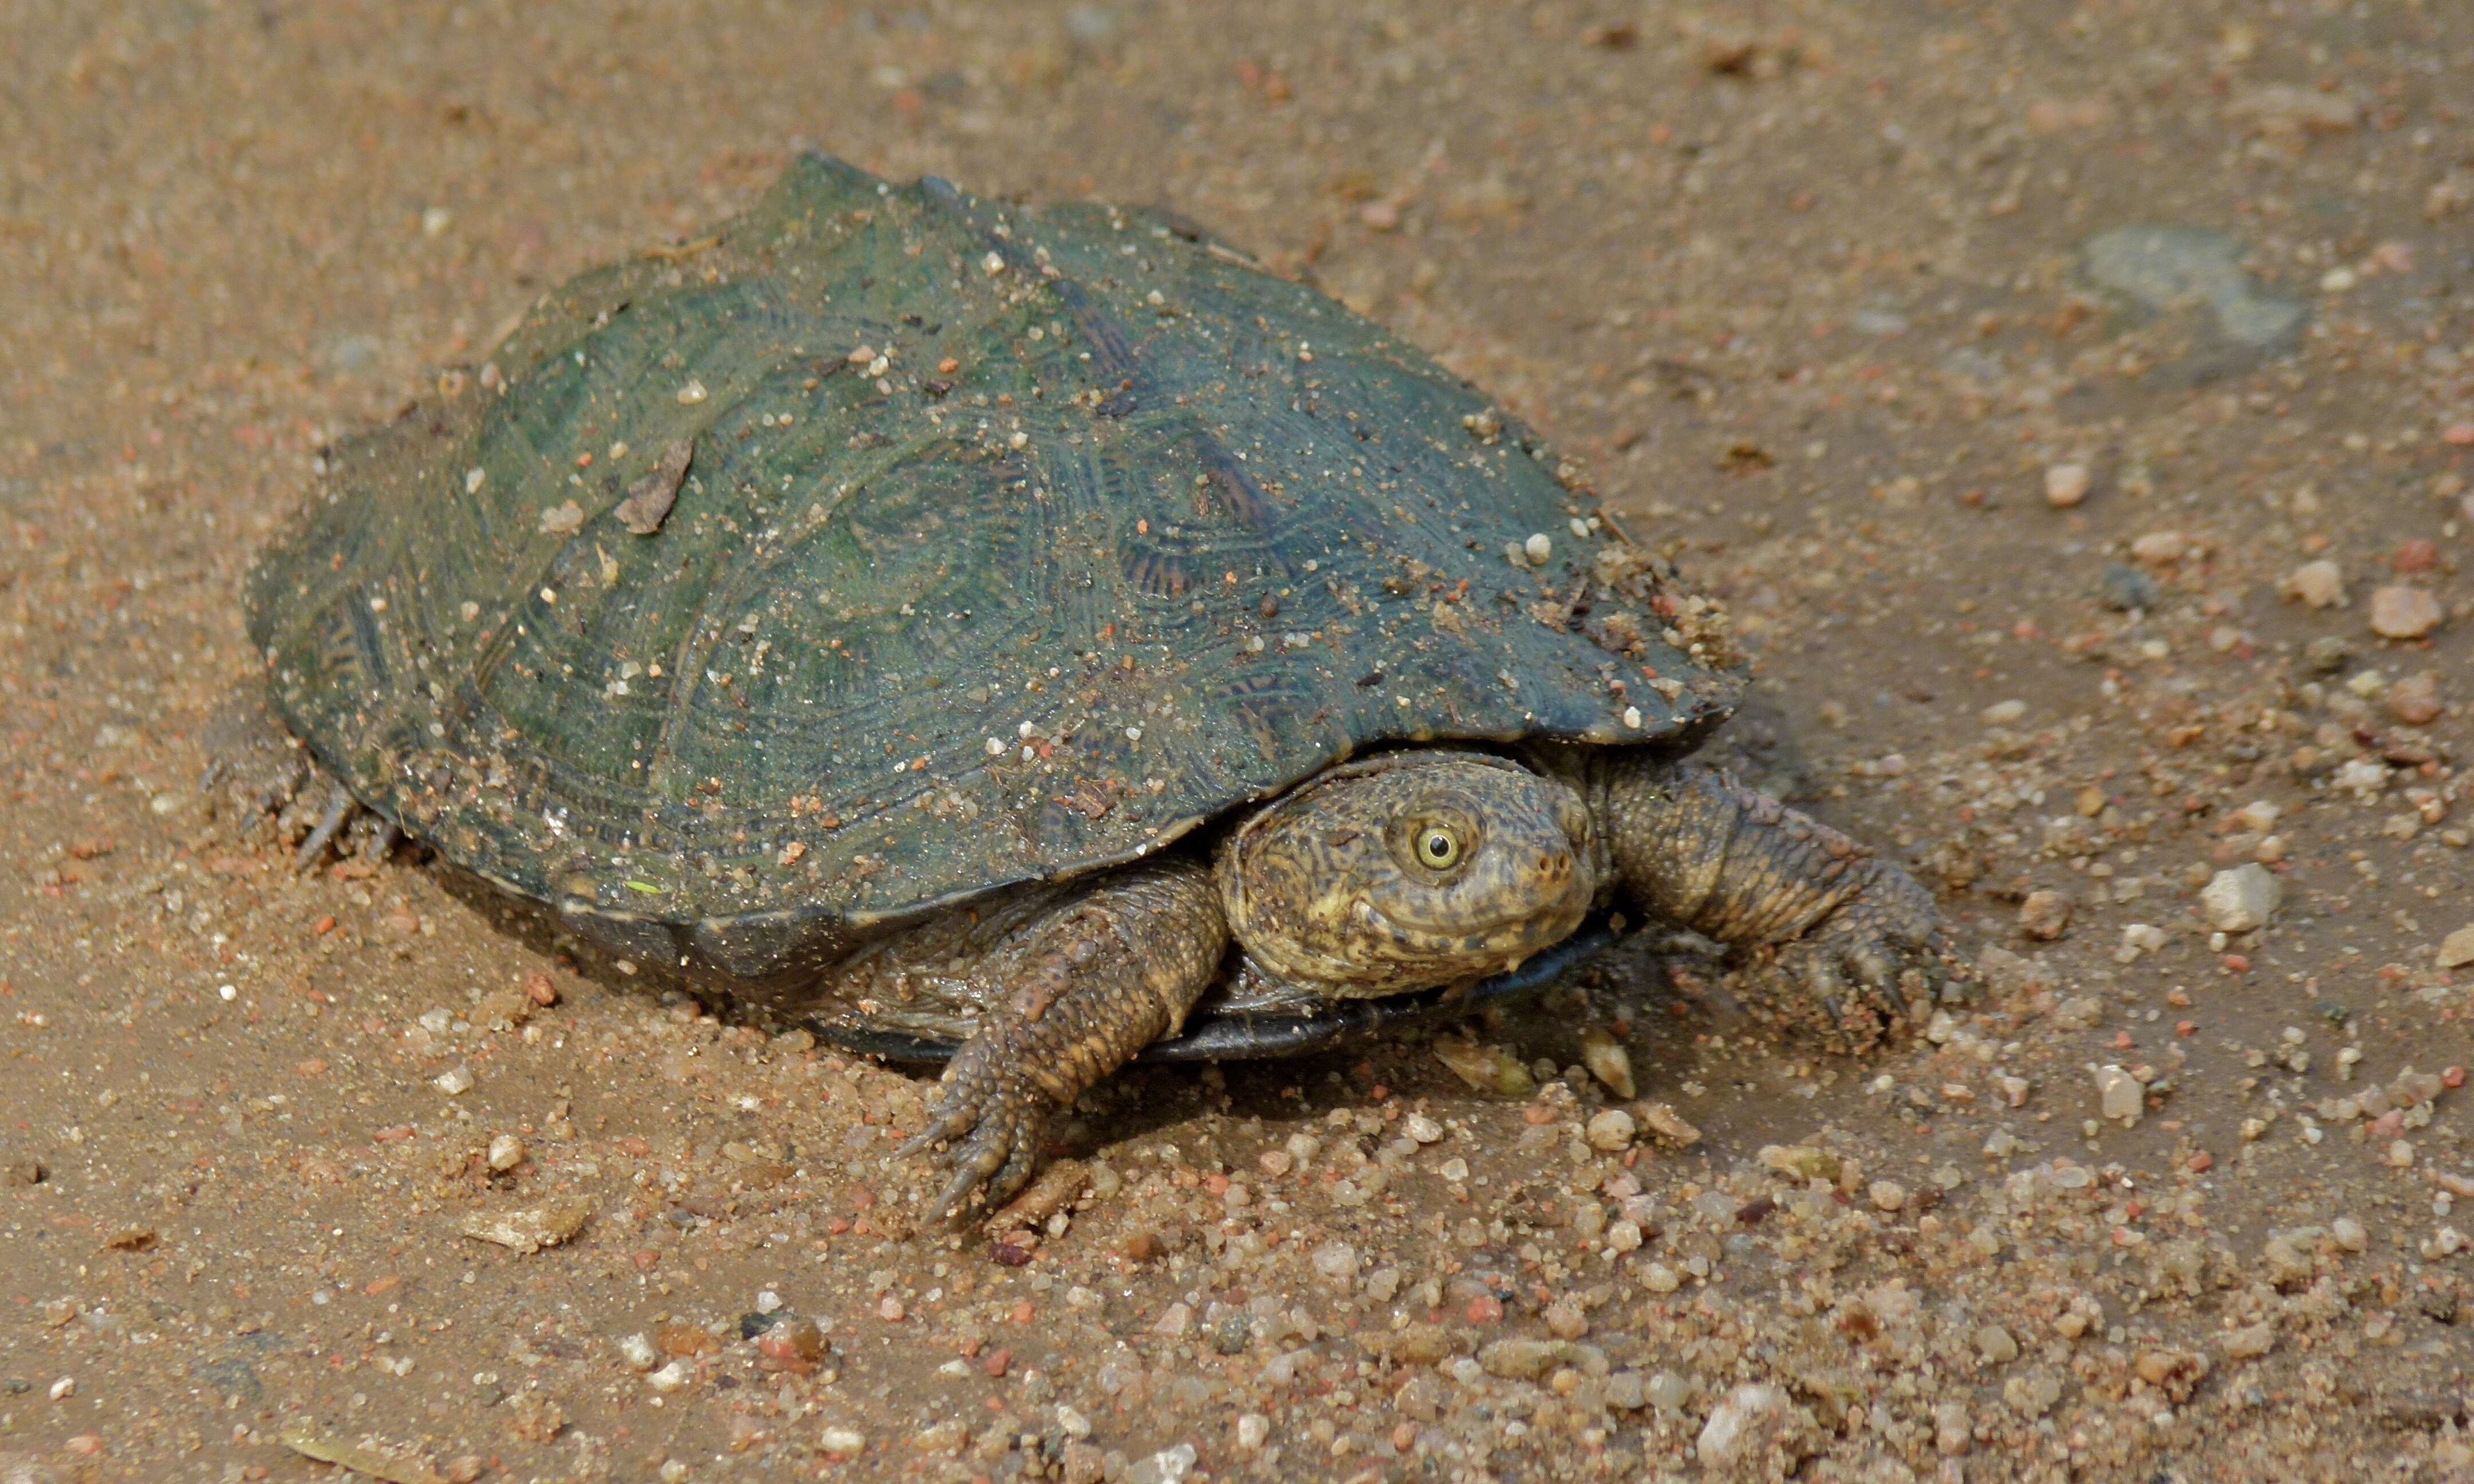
[5,1,2474,1480]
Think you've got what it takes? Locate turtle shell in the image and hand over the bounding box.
[246,153,1735,979]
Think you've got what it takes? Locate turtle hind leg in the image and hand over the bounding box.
[199,692,385,871]
[1591,756,1960,1028]
[887,862,1229,1222]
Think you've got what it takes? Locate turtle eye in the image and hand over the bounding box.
[1413,823,1464,871]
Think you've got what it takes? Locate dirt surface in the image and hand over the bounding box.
[5,2,2474,1480]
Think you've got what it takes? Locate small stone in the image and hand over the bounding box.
[434,1065,474,1096]
[1543,1300,1589,1340]
[1637,1102,1701,1146]
[755,1317,824,1375]
[2098,563,2161,612]
[647,1359,690,1392]
[1581,1028,1635,1099]
[1643,1262,1681,1293]
[1869,1181,1907,1212]
[2019,890,2072,941]
[2440,928,2474,970]
[2221,1323,2275,1360]
[1403,1113,1444,1144]
[2300,634,2355,676]
[1980,698,2027,725]
[1234,1415,1270,1451]
[618,1333,659,1371]
[2369,585,2443,640]
[2282,559,2346,609]
[459,1198,593,1254]
[2129,530,2189,565]
[1310,1242,1360,1284]
[817,1426,865,1455]
[1975,1324,2020,1364]
[1696,1383,1787,1466]
[1128,1442,1197,1484]
[2044,463,2091,507]
[2333,1217,2369,1251]
[1523,532,1554,564]
[487,1135,526,1172]
[2389,671,2444,725]
[2095,1065,2144,1123]
[2200,865,2282,932]
[1584,1110,1636,1153]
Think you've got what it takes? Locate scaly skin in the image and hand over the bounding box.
[892,863,1229,1219]
[900,748,1952,1218]
[1565,750,1955,1021]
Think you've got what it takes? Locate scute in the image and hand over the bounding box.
[245,153,1732,956]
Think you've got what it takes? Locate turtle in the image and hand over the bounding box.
[218,153,1957,1218]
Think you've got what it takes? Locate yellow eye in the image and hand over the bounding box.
[1415,824,1464,870]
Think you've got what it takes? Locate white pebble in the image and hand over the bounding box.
[487,1134,526,1171]
[434,1065,474,1096]
[647,1359,690,1392]
[1585,1109,1636,1153]
[1403,1113,1444,1144]
[2200,864,2282,932]
[2043,463,2090,507]
[1235,1414,1270,1450]
[1523,532,1553,564]
[618,1333,658,1371]
[817,1426,866,1454]
[1697,1383,1787,1465]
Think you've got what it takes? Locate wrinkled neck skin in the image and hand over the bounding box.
[1214,749,1600,998]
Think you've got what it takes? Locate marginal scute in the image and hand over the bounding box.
[245,152,1735,945]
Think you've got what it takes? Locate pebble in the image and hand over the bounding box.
[1128,1442,1197,1484]
[2098,563,2160,612]
[1581,1028,1635,1098]
[817,1427,865,1455]
[1644,1262,1681,1293]
[618,1333,658,1371]
[2389,671,2444,724]
[1584,1109,1636,1152]
[2079,224,2307,353]
[1696,1383,1787,1466]
[1868,1181,1907,1212]
[1975,1324,2020,1364]
[2200,864,2282,932]
[434,1065,474,1096]
[2282,560,2346,608]
[1310,1242,1360,1284]
[1234,1415,1270,1451]
[1403,1112,1444,1144]
[2369,585,2443,640]
[2043,463,2091,507]
[1980,698,2027,725]
[2222,1323,2275,1360]
[2440,928,2474,970]
[486,1134,525,1172]
[2095,1065,2144,1123]
[458,1198,592,1254]
[2018,890,2072,941]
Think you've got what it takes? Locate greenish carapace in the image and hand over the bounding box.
[234,155,1965,1218]
[244,153,1727,964]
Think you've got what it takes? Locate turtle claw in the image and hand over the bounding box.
[1766,861,1950,1031]
[899,1043,1054,1223]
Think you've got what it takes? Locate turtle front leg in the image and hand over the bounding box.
[893,862,1228,1220]
[1590,755,1955,1021]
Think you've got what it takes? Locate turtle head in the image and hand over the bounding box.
[1218,751,1599,995]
